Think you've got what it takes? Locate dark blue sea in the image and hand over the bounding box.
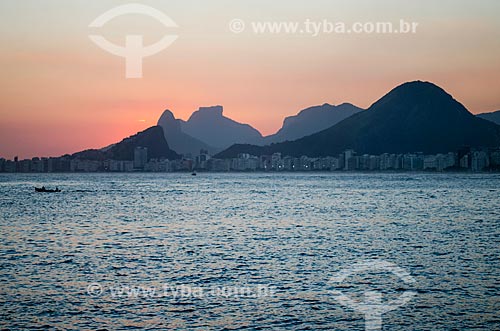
[1,173,499,330]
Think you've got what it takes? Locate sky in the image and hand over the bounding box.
[0,0,499,159]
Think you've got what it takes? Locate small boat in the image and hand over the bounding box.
[191,171,197,176]
[35,187,61,193]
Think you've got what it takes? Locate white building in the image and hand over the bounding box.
[134,147,148,169]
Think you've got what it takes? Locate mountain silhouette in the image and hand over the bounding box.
[179,106,263,149]
[157,109,215,156]
[72,126,180,161]
[478,110,500,125]
[216,81,500,158]
[262,103,363,144]
[158,103,362,154]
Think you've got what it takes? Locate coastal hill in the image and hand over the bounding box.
[71,126,180,161]
[216,81,500,158]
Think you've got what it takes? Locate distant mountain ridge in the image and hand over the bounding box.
[180,106,264,149]
[157,109,215,156]
[478,110,500,125]
[262,103,363,144]
[157,106,265,156]
[216,81,500,158]
[157,103,364,155]
[69,81,499,162]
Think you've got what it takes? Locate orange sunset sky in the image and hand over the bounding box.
[1,0,499,159]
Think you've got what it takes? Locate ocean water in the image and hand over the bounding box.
[0,173,499,330]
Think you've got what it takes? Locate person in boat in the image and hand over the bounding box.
[42,186,46,190]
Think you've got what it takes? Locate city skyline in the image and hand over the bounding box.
[1,146,497,173]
